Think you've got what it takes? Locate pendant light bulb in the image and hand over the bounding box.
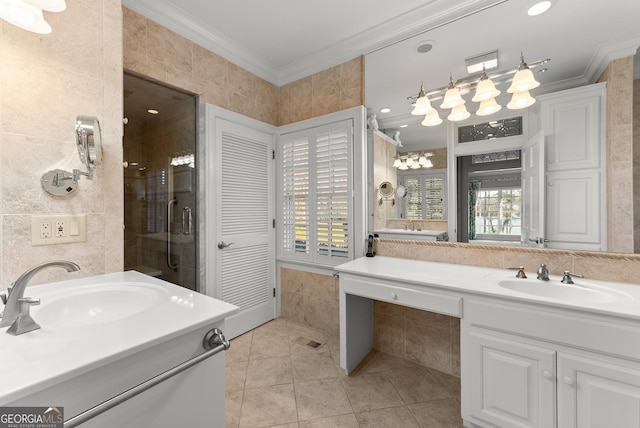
[440,74,463,109]
[508,53,540,93]
[447,102,471,122]
[421,109,442,127]
[472,68,501,102]
[411,83,433,116]
[507,90,536,109]
[476,97,502,116]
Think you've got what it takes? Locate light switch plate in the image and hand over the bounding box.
[32,215,86,246]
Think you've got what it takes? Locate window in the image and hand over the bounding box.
[473,187,522,240]
[279,119,353,265]
[400,172,446,220]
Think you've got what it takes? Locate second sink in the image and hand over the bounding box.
[35,282,168,328]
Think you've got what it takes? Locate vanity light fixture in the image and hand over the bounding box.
[0,0,65,33]
[393,152,434,170]
[408,53,549,125]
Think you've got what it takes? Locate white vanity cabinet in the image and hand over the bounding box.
[462,298,640,428]
[537,83,606,251]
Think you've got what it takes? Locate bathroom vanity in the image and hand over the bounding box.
[0,271,238,427]
[336,256,640,428]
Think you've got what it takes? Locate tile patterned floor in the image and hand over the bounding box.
[225,318,464,427]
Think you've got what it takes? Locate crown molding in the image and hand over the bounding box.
[585,34,640,83]
[123,0,507,86]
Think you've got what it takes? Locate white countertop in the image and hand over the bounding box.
[374,228,447,237]
[335,256,640,321]
[0,271,239,405]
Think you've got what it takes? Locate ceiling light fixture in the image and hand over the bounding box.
[407,53,549,125]
[380,107,391,113]
[0,0,66,33]
[527,1,552,16]
[393,152,434,170]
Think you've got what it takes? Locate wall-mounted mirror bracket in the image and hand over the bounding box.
[41,116,103,196]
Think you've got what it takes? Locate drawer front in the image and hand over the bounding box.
[465,299,640,360]
[340,274,461,317]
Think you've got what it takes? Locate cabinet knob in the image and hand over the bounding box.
[542,370,553,380]
[390,292,398,300]
[562,376,574,386]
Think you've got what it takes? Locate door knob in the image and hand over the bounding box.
[217,241,234,249]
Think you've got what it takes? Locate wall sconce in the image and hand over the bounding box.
[0,0,65,34]
[41,115,103,196]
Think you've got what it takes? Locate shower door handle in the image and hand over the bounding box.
[217,241,234,249]
[182,206,192,235]
[167,198,178,271]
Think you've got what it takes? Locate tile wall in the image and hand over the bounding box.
[598,56,635,253]
[634,79,640,252]
[0,0,123,289]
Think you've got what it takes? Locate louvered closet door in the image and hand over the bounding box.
[215,118,274,339]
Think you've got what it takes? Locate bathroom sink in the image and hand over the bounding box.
[498,279,618,303]
[36,282,168,328]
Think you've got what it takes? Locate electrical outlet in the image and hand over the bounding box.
[40,221,52,239]
[55,220,65,237]
[32,215,86,246]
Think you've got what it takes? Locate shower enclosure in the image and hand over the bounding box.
[123,73,199,291]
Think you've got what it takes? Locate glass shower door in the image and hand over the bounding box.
[123,73,199,291]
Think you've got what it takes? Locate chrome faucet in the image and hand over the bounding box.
[537,264,550,281]
[0,260,80,329]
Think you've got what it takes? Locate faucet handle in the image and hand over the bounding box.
[537,263,550,281]
[561,271,584,284]
[509,266,527,278]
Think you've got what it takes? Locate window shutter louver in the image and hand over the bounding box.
[279,119,353,265]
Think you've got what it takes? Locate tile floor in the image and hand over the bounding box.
[225,318,464,427]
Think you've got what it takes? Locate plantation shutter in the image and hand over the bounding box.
[404,177,423,219]
[279,119,353,265]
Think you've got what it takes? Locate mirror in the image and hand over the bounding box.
[378,181,395,198]
[365,0,640,252]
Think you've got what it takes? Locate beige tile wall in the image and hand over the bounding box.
[598,56,635,253]
[123,7,279,126]
[279,58,364,126]
[373,132,398,230]
[0,1,123,289]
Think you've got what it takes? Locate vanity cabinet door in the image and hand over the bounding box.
[557,353,640,428]
[467,330,556,428]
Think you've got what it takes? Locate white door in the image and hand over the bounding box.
[521,131,546,247]
[214,118,275,339]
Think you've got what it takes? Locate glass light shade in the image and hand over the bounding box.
[0,0,51,33]
[392,158,401,168]
[447,103,471,122]
[423,158,434,168]
[440,86,463,109]
[406,157,414,167]
[507,67,540,93]
[476,97,502,116]
[418,155,428,166]
[23,0,66,12]
[411,95,433,116]
[472,77,501,102]
[398,161,408,170]
[421,109,442,127]
[507,90,536,109]
[410,161,421,169]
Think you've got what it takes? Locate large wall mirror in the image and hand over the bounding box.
[365,0,640,253]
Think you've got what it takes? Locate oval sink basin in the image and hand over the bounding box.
[36,283,167,327]
[498,279,615,303]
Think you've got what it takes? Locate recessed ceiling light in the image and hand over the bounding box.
[147,109,159,115]
[400,124,409,128]
[380,108,391,113]
[527,1,552,16]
